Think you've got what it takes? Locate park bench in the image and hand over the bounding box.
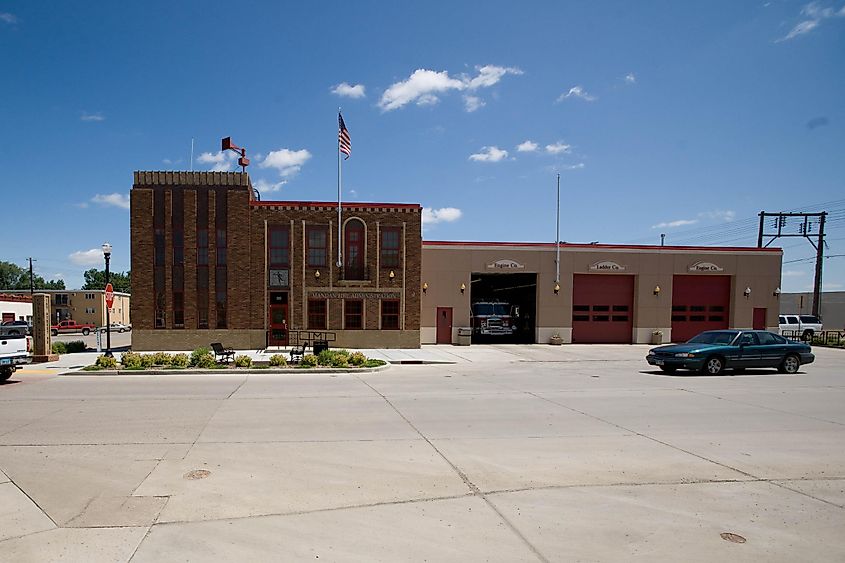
[210,342,235,364]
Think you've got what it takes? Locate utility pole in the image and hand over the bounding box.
[757,210,827,317]
[27,257,36,295]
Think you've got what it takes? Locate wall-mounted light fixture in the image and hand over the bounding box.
[315,270,321,278]
[554,282,560,295]
[773,287,781,297]
[422,282,428,293]
[460,283,466,294]
[744,286,752,298]
[389,270,395,279]
[653,285,661,296]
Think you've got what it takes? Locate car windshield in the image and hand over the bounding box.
[687,331,738,345]
[472,304,509,316]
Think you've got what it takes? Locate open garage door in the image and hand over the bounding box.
[572,274,634,343]
[671,275,730,342]
[470,273,536,343]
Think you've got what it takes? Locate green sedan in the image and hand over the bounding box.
[646,330,814,375]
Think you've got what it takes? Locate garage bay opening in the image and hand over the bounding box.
[470,273,537,344]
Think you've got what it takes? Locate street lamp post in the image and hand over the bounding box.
[102,243,112,357]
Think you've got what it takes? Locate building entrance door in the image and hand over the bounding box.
[436,307,453,344]
[268,292,288,347]
[345,219,365,280]
[753,307,766,330]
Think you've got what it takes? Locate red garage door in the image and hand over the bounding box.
[671,275,730,342]
[572,274,634,343]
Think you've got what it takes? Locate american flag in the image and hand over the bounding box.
[338,112,351,160]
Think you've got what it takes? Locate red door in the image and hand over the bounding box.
[671,275,731,342]
[268,292,288,346]
[345,219,365,280]
[1,313,14,323]
[753,308,766,330]
[572,274,634,343]
[436,307,453,344]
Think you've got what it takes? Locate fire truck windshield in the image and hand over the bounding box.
[473,303,510,316]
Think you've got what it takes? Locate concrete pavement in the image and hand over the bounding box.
[0,345,843,561]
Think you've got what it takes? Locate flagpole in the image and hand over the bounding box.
[337,108,343,268]
[555,173,560,284]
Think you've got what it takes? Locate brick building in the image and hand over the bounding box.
[130,171,421,351]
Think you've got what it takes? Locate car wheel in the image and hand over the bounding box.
[701,356,725,375]
[0,368,12,382]
[51,329,58,337]
[119,329,125,333]
[779,354,800,374]
[659,366,678,373]
[82,329,90,336]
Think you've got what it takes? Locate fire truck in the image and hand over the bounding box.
[471,301,518,336]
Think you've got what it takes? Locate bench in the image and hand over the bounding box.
[210,342,235,364]
[289,342,307,363]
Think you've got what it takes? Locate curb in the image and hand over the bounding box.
[60,364,392,376]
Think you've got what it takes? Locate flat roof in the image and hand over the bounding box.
[250,200,421,210]
[422,240,783,253]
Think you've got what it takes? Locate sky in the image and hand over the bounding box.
[1,1,844,292]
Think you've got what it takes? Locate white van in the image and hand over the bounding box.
[779,315,823,340]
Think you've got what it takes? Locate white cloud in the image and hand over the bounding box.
[699,209,736,222]
[348,189,358,198]
[69,249,106,266]
[253,178,288,194]
[469,146,509,162]
[80,112,105,122]
[561,162,585,170]
[782,19,820,40]
[74,202,89,209]
[378,65,522,111]
[782,270,807,277]
[422,207,463,225]
[463,95,485,112]
[259,148,312,177]
[516,140,538,152]
[0,12,17,24]
[557,85,596,102]
[651,219,699,229]
[779,1,845,41]
[331,82,366,98]
[91,193,130,210]
[545,142,572,155]
[54,273,64,279]
[625,73,636,84]
[197,150,235,172]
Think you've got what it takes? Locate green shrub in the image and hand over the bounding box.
[348,351,367,366]
[234,355,252,368]
[195,353,217,369]
[120,351,143,369]
[190,347,212,367]
[66,341,86,353]
[51,341,67,355]
[363,359,387,368]
[268,354,287,367]
[140,354,156,368]
[329,353,348,368]
[317,349,335,366]
[170,353,189,368]
[301,354,318,367]
[95,354,118,369]
[152,352,172,365]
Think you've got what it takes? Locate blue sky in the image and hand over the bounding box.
[1,1,844,293]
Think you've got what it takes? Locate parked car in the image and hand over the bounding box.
[0,320,31,336]
[98,322,131,333]
[779,314,823,340]
[646,330,814,375]
[1,334,31,381]
[50,320,96,336]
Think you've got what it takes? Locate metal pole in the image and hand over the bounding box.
[812,212,826,318]
[555,173,560,284]
[660,233,665,247]
[28,257,34,295]
[105,253,112,357]
[337,109,343,269]
[757,211,765,247]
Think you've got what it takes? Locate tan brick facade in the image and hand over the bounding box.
[130,171,421,351]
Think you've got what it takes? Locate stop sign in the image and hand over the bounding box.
[105,283,114,308]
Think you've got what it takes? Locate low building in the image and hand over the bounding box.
[0,293,33,324]
[780,291,845,331]
[2,289,130,327]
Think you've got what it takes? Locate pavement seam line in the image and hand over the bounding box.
[356,375,550,563]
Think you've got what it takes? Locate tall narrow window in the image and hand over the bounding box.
[306,225,328,268]
[380,227,401,268]
[308,299,327,330]
[196,189,209,329]
[269,225,289,289]
[153,189,166,328]
[344,299,363,329]
[381,299,400,330]
[215,189,227,329]
[172,189,184,328]
[344,219,365,280]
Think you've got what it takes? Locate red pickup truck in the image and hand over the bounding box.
[51,320,96,336]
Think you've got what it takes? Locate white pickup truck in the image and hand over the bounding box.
[0,334,31,382]
[779,314,823,340]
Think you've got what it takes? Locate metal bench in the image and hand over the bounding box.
[210,342,235,364]
[289,342,307,363]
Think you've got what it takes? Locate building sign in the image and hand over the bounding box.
[589,260,626,271]
[486,259,525,270]
[310,291,401,300]
[269,269,289,287]
[689,261,724,272]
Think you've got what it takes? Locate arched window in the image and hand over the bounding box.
[344,218,366,280]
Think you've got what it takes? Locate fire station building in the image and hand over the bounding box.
[130,171,782,350]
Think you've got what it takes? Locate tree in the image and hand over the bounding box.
[0,260,66,290]
[82,269,131,293]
